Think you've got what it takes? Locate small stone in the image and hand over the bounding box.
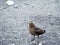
[50,23,54,26]
[14,5,18,8]
[0,37,2,38]
[39,42,42,45]
[11,43,15,45]
[23,3,30,5]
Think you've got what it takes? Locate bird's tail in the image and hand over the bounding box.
[44,30,46,33]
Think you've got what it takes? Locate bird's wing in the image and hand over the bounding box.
[35,27,42,30]
[35,28,43,34]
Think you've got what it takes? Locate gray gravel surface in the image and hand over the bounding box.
[0,0,60,45]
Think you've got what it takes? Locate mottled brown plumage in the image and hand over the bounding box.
[29,21,46,37]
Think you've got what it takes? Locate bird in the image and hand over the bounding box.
[29,21,46,38]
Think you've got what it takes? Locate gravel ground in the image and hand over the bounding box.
[0,0,60,45]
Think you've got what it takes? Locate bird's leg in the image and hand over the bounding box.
[36,35,39,44]
[38,35,39,38]
[34,35,35,38]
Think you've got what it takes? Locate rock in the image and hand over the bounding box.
[7,0,14,5]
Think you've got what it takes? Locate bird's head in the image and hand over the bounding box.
[29,21,35,27]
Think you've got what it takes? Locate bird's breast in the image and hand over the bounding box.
[29,28,36,35]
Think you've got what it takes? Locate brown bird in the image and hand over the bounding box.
[29,21,46,38]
